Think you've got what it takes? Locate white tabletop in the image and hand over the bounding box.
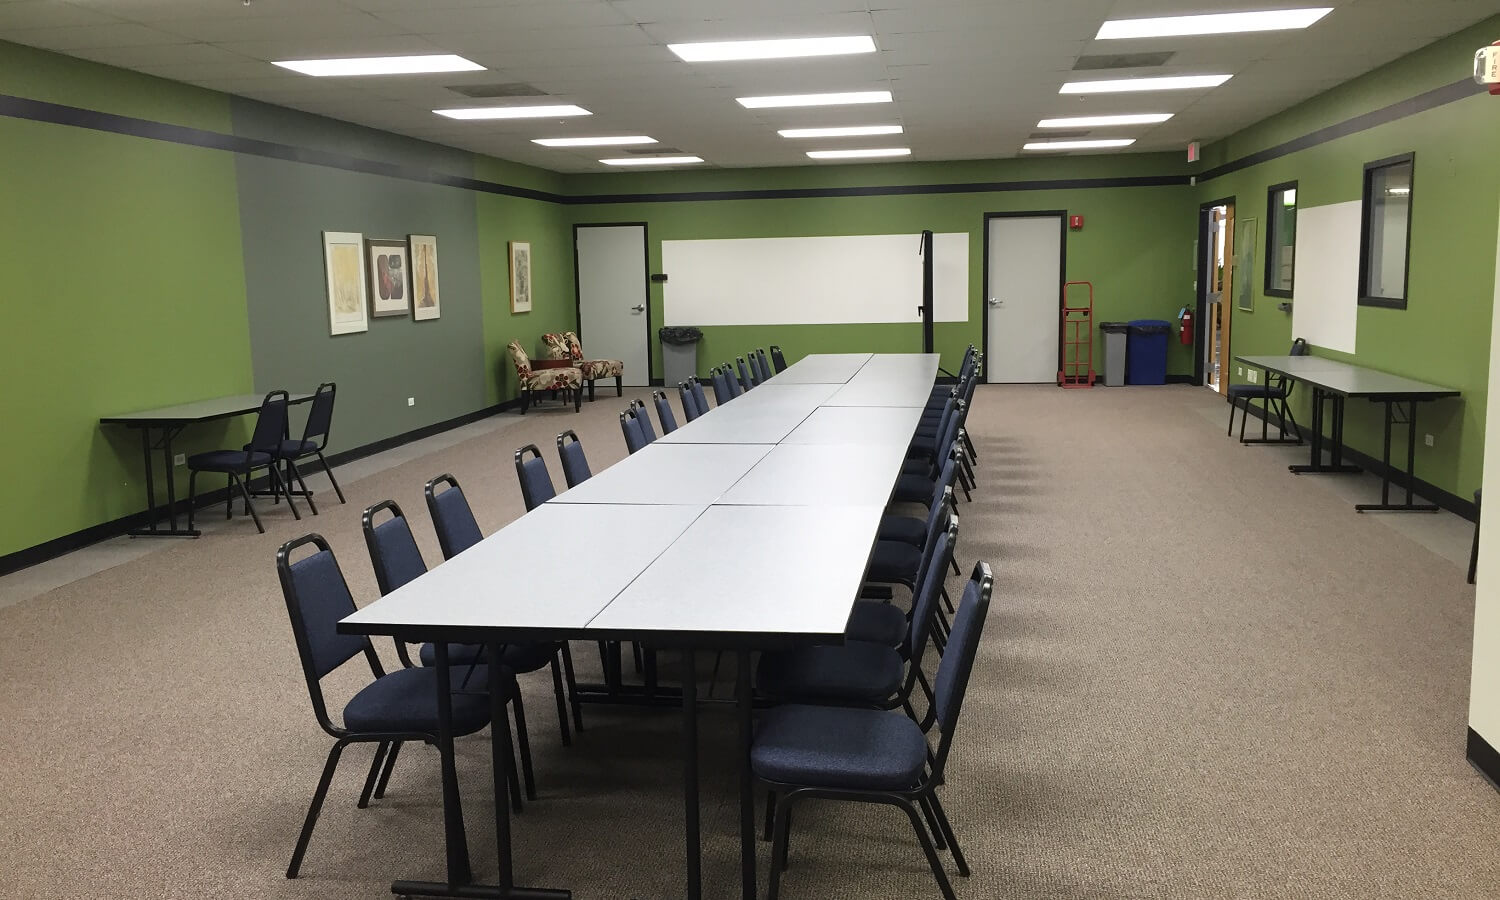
[656,402,815,445]
[716,442,911,506]
[825,354,941,407]
[100,392,312,424]
[782,406,926,445]
[339,503,707,639]
[548,443,773,506]
[768,353,873,384]
[586,504,885,644]
[725,382,842,409]
[1236,355,1459,398]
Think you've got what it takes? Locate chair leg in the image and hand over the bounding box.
[560,642,584,733]
[918,794,947,850]
[520,389,530,415]
[766,793,795,900]
[187,470,199,533]
[1226,397,1237,436]
[549,653,573,747]
[512,688,537,803]
[227,474,236,519]
[927,792,970,877]
[762,790,777,841]
[358,742,388,809]
[493,690,524,814]
[287,458,318,516]
[373,740,401,800]
[574,385,582,412]
[1470,515,1481,585]
[615,375,623,397]
[314,451,346,503]
[588,379,597,402]
[1238,397,1250,443]
[230,473,264,533]
[896,797,958,900]
[270,466,301,520]
[631,642,644,673]
[286,740,347,879]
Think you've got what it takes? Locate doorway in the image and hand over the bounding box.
[1195,199,1235,393]
[574,223,651,386]
[983,212,1066,383]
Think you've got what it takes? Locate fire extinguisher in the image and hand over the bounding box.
[1178,307,1194,345]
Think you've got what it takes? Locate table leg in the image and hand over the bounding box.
[682,649,701,900]
[1290,389,1359,475]
[1356,399,1439,513]
[489,641,517,893]
[163,430,179,532]
[140,426,157,531]
[736,650,756,900]
[435,643,473,884]
[127,425,200,537]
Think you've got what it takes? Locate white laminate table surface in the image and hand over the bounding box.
[1235,355,1460,399]
[655,402,815,444]
[549,443,773,505]
[716,442,911,507]
[825,353,941,407]
[768,353,872,384]
[100,393,312,424]
[781,405,927,445]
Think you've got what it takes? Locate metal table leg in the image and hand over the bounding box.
[1357,399,1439,513]
[1290,388,1359,475]
[682,649,701,900]
[128,424,200,537]
[736,650,757,900]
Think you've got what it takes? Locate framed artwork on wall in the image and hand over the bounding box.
[323,231,369,335]
[1235,217,1257,312]
[365,238,410,317]
[509,240,532,313]
[408,233,441,320]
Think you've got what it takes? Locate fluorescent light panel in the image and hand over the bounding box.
[434,105,591,120]
[779,125,904,138]
[1060,74,1231,94]
[1097,8,1333,40]
[738,91,891,109]
[600,156,704,166]
[1036,113,1172,128]
[670,35,875,62]
[806,148,911,159]
[1022,139,1136,151]
[533,136,656,147]
[273,55,483,77]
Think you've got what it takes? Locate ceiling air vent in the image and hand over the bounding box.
[626,146,684,154]
[1029,130,1091,140]
[1073,52,1175,71]
[446,82,548,98]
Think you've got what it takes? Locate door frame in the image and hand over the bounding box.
[980,210,1068,384]
[572,221,654,383]
[1194,196,1235,387]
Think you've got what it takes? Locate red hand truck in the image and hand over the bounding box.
[1057,281,1096,388]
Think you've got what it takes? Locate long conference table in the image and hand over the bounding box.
[338,351,941,900]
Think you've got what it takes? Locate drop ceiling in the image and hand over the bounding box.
[0,0,1492,173]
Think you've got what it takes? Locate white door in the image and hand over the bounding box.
[576,224,650,386]
[985,215,1063,382]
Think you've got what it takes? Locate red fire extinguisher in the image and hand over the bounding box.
[1178,307,1194,345]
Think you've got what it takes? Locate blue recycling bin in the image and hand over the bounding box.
[1126,319,1171,385]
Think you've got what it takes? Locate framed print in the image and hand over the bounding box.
[323,231,368,335]
[509,240,532,314]
[408,233,441,321]
[1235,217,1256,312]
[365,238,410,318]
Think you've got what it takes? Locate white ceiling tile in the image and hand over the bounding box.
[6,21,187,50]
[0,2,123,29]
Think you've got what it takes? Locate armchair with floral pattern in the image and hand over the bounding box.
[507,339,582,413]
[541,331,624,401]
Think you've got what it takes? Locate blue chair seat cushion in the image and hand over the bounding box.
[343,665,496,736]
[188,449,273,471]
[419,641,555,673]
[899,458,930,476]
[867,540,921,585]
[892,472,934,504]
[878,514,926,545]
[1226,384,1288,400]
[846,600,908,647]
[752,704,927,790]
[279,438,319,457]
[756,641,903,703]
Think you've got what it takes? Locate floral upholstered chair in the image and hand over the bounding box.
[507,340,582,413]
[541,331,624,401]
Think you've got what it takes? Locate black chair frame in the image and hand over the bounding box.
[281,381,346,504]
[188,389,304,534]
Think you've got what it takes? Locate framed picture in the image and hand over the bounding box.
[509,240,532,314]
[1235,217,1257,312]
[322,231,368,335]
[408,233,441,321]
[365,238,410,317]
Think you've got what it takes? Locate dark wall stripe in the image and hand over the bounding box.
[1197,78,1484,182]
[574,174,1190,204]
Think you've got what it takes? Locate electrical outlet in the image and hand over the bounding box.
[1425,433,1434,447]
[1247,370,1257,383]
[173,453,185,466]
[1236,366,1243,377]
[407,397,415,407]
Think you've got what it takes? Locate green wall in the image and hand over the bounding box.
[1201,17,1500,499]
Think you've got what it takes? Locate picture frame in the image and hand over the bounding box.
[408,233,441,321]
[365,238,410,318]
[509,240,532,314]
[1235,217,1257,313]
[322,231,369,335]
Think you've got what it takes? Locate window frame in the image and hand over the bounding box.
[1357,152,1415,310]
[1263,180,1298,300]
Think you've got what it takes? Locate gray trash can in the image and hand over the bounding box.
[1099,322,1129,386]
[659,326,703,387]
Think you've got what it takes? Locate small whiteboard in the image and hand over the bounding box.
[662,232,969,326]
[1291,201,1360,353]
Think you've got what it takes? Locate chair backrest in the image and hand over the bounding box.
[630,399,658,443]
[749,350,767,383]
[562,331,586,361]
[927,562,995,773]
[737,356,756,389]
[514,444,556,511]
[556,430,593,487]
[905,520,958,668]
[277,533,379,733]
[679,381,702,422]
[756,348,773,381]
[506,340,533,377]
[302,382,337,448]
[652,390,679,434]
[361,500,428,596]
[929,453,960,511]
[711,369,734,404]
[691,377,710,413]
[424,474,483,559]
[770,345,788,372]
[621,409,649,454]
[921,483,956,554]
[724,365,743,397]
[539,332,572,362]
[248,390,291,455]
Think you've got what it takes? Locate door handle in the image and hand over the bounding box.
[988,298,1003,307]
[631,304,645,313]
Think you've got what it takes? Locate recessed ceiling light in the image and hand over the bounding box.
[1060,75,1231,94]
[533,136,657,147]
[806,148,911,160]
[600,156,705,166]
[1036,113,1173,128]
[779,125,905,139]
[737,91,892,109]
[1097,8,1333,40]
[669,35,876,62]
[273,55,484,77]
[1022,139,1137,151]
[434,105,592,120]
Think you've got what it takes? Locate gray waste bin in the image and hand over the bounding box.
[659,326,703,387]
[1099,322,1129,386]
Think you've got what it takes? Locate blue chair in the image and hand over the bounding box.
[847,518,958,651]
[756,348,774,382]
[711,368,735,404]
[514,444,556,509]
[423,473,483,560]
[631,399,658,444]
[770,345,788,373]
[724,363,744,398]
[275,381,346,504]
[1228,337,1307,443]
[679,381,702,422]
[621,408,649,454]
[737,356,757,389]
[556,430,593,488]
[188,389,300,534]
[652,390,679,434]
[691,376,710,414]
[276,533,512,878]
[753,561,995,900]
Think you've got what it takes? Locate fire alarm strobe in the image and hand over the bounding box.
[1069,215,1084,231]
[1476,41,1500,95]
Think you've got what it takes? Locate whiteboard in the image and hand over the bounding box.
[1291,201,1360,354]
[662,232,969,326]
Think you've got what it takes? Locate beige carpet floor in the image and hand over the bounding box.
[2,384,1497,900]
